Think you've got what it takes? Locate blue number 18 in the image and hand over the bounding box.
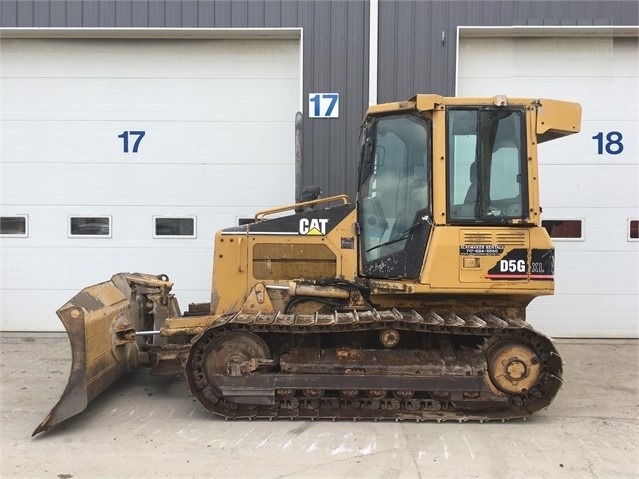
[592,131,623,155]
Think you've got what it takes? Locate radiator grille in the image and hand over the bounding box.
[461,230,528,246]
[496,232,527,245]
[461,231,493,245]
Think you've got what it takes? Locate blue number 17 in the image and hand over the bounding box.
[323,94,338,116]
[310,94,338,117]
[118,130,146,153]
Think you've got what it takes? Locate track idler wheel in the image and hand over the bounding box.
[205,331,271,376]
[487,340,542,395]
[187,330,271,416]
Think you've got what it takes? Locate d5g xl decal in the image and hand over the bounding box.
[485,248,555,280]
[531,249,555,280]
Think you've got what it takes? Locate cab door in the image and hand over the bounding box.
[358,113,433,279]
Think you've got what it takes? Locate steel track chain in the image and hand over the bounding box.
[186,308,563,422]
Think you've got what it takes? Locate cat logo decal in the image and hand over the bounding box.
[299,218,328,235]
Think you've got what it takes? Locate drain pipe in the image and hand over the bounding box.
[368,0,379,106]
[294,111,303,202]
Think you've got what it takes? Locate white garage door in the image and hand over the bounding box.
[457,29,638,338]
[0,33,301,331]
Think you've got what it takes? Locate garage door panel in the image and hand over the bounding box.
[2,78,299,122]
[1,35,300,331]
[1,39,299,79]
[538,123,636,166]
[1,286,210,332]
[553,255,638,296]
[459,39,609,82]
[513,37,613,76]
[456,77,636,123]
[539,165,639,208]
[1,121,295,165]
[2,163,295,208]
[3,244,212,288]
[459,37,633,79]
[529,296,638,338]
[0,204,269,245]
[457,38,515,76]
[548,215,639,251]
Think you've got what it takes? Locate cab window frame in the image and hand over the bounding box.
[445,106,529,224]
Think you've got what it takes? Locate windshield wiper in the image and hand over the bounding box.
[366,222,421,253]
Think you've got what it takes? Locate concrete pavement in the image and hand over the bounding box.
[1,334,637,478]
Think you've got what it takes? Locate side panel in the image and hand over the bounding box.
[210,231,251,314]
[420,225,554,295]
[211,204,358,315]
[253,243,337,280]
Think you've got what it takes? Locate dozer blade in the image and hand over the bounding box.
[33,273,178,436]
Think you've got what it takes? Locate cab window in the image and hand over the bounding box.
[447,108,527,222]
[359,114,431,261]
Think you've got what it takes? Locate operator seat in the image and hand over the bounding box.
[464,161,478,204]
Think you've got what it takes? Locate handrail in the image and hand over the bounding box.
[254,195,350,220]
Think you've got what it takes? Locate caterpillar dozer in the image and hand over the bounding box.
[34,94,581,435]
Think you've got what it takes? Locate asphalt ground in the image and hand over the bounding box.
[1,334,637,479]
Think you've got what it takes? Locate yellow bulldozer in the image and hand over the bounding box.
[34,94,581,435]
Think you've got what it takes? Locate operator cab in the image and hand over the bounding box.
[358,101,530,280]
